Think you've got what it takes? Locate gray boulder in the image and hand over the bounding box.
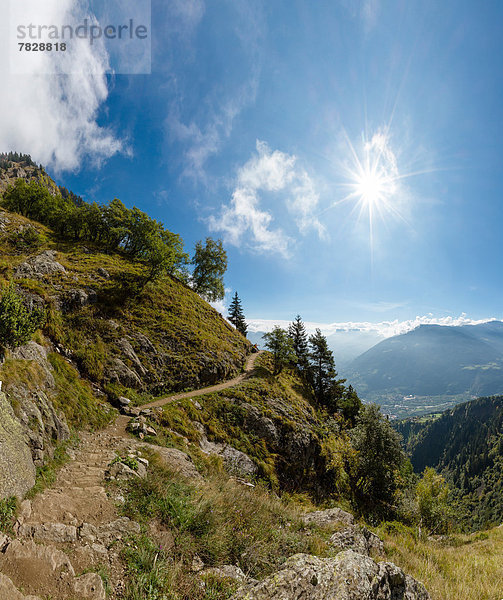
[302,507,354,527]
[194,422,257,478]
[201,565,248,584]
[139,443,202,480]
[62,288,98,311]
[221,445,258,478]
[330,525,384,556]
[231,550,430,600]
[15,250,66,278]
[18,522,78,543]
[73,572,106,600]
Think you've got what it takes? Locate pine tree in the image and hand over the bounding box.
[288,314,309,369]
[228,292,247,337]
[263,327,296,375]
[308,328,347,411]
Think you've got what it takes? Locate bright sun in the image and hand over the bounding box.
[354,168,389,207]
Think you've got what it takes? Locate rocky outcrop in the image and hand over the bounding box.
[0,392,36,498]
[106,357,143,388]
[6,342,70,467]
[15,250,66,278]
[330,525,384,556]
[140,444,202,480]
[231,550,430,600]
[62,288,98,312]
[194,422,258,478]
[302,507,354,527]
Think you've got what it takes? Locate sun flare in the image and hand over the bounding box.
[354,167,391,207]
[348,131,399,214]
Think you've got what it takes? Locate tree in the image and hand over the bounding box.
[415,467,451,534]
[228,292,247,337]
[262,327,296,375]
[0,284,45,352]
[338,385,362,426]
[288,315,309,370]
[308,329,346,409]
[350,403,406,517]
[192,238,227,302]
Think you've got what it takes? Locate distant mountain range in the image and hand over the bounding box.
[346,321,503,398]
[247,328,383,367]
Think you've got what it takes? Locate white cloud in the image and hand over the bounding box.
[0,0,124,172]
[209,140,326,257]
[247,314,497,339]
[209,286,232,316]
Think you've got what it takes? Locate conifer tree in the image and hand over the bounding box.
[288,314,309,369]
[263,326,296,375]
[309,329,346,411]
[228,292,247,337]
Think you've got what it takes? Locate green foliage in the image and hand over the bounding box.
[0,151,36,169]
[262,326,296,375]
[227,292,247,337]
[306,329,361,421]
[350,403,406,519]
[288,314,309,370]
[120,463,331,587]
[415,467,451,534]
[48,352,112,430]
[111,453,138,471]
[0,497,17,533]
[0,283,45,350]
[192,238,227,302]
[8,226,44,252]
[2,181,189,283]
[397,395,503,530]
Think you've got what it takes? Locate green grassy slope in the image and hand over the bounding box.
[0,167,250,410]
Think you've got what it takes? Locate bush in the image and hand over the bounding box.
[0,497,17,533]
[0,283,45,351]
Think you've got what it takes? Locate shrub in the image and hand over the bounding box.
[0,283,45,351]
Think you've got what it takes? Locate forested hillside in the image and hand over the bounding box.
[397,396,503,529]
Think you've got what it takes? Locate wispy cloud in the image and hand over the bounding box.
[342,0,380,32]
[164,1,263,181]
[360,0,379,31]
[247,314,497,339]
[0,0,124,172]
[208,140,326,257]
[168,78,258,180]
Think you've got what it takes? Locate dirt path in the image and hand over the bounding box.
[0,352,264,600]
[138,350,264,410]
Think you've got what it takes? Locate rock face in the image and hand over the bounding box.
[15,250,66,278]
[106,357,143,388]
[195,422,258,478]
[0,392,36,498]
[5,342,70,468]
[231,551,430,600]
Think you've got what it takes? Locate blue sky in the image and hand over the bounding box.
[2,0,503,332]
